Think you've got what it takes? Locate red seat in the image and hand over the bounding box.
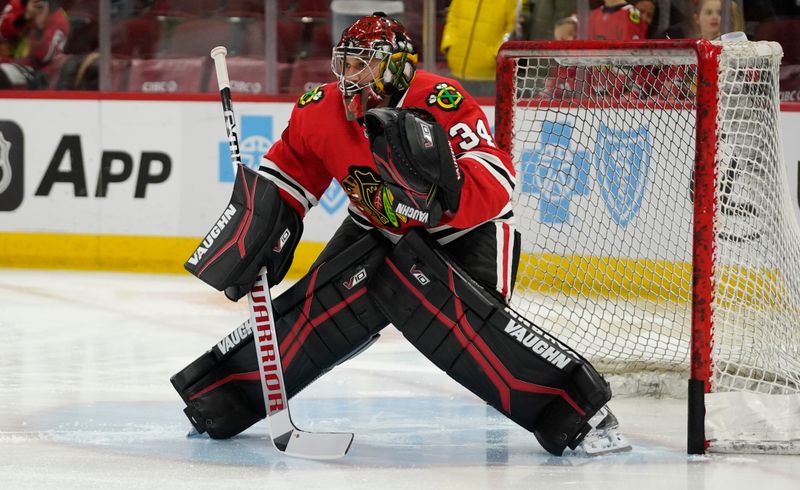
[309,21,332,58]
[240,19,304,62]
[755,18,800,64]
[294,0,331,18]
[127,57,207,93]
[202,56,292,94]
[780,64,800,102]
[112,17,162,59]
[223,0,265,17]
[164,18,235,57]
[287,57,333,95]
[150,0,219,17]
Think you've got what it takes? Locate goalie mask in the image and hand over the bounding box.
[331,12,418,120]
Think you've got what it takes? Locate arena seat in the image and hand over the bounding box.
[149,0,219,18]
[755,18,800,64]
[780,64,800,102]
[163,18,236,57]
[294,0,331,18]
[112,17,162,59]
[310,21,332,58]
[240,19,303,63]
[127,57,207,93]
[203,56,293,94]
[287,57,333,95]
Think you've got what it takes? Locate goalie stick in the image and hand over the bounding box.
[209,46,354,460]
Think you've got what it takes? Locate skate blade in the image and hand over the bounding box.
[186,426,207,438]
[578,430,632,456]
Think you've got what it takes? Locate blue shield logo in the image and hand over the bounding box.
[219,115,274,182]
[319,180,348,214]
[594,123,651,227]
[521,121,591,224]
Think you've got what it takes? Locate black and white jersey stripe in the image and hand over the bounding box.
[458,150,515,197]
[258,158,318,214]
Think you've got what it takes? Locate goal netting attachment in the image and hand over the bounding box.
[496,39,800,454]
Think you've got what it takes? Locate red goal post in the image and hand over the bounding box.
[496,39,800,454]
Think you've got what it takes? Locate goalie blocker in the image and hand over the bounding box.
[184,164,303,300]
[370,230,612,455]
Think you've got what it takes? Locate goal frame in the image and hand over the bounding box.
[495,39,726,455]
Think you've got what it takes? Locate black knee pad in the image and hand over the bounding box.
[171,230,392,439]
[369,229,611,455]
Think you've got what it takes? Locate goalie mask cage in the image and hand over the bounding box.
[496,39,800,454]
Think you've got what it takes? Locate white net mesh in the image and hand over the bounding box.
[501,41,800,452]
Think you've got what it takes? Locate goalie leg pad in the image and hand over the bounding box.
[369,229,612,455]
[184,164,303,299]
[171,229,392,439]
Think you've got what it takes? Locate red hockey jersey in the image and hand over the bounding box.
[587,3,648,41]
[261,70,515,239]
[0,0,69,69]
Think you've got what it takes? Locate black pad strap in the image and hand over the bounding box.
[369,229,611,455]
[171,230,391,439]
[185,165,302,297]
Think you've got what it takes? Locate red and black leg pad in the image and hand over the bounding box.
[369,229,612,455]
[171,230,391,439]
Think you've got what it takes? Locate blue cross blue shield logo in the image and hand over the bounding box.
[520,121,591,224]
[594,123,651,227]
[219,115,273,182]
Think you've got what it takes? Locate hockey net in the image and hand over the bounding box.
[496,39,800,454]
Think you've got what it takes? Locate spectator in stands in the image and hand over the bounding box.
[629,0,659,38]
[693,0,743,40]
[441,0,525,97]
[588,0,648,40]
[553,14,578,41]
[529,0,575,40]
[659,0,743,40]
[0,0,68,89]
[543,15,584,99]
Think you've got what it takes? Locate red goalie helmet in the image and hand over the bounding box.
[331,12,418,119]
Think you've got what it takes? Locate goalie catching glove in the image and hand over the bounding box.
[365,107,462,227]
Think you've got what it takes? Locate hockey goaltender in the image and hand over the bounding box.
[171,12,630,457]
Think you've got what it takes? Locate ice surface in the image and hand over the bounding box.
[1,269,798,489]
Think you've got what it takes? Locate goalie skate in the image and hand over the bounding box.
[575,406,631,456]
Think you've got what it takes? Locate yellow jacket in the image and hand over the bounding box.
[440,0,522,81]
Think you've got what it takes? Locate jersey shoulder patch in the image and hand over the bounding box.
[297,85,325,108]
[425,81,465,111]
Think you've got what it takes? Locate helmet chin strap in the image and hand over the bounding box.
[343,86,384,121]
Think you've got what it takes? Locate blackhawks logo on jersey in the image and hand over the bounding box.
[297,86,324,108]
[342,166,407,228]
[427,82,463,111]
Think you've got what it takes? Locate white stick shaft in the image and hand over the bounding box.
[248,268,289,419]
